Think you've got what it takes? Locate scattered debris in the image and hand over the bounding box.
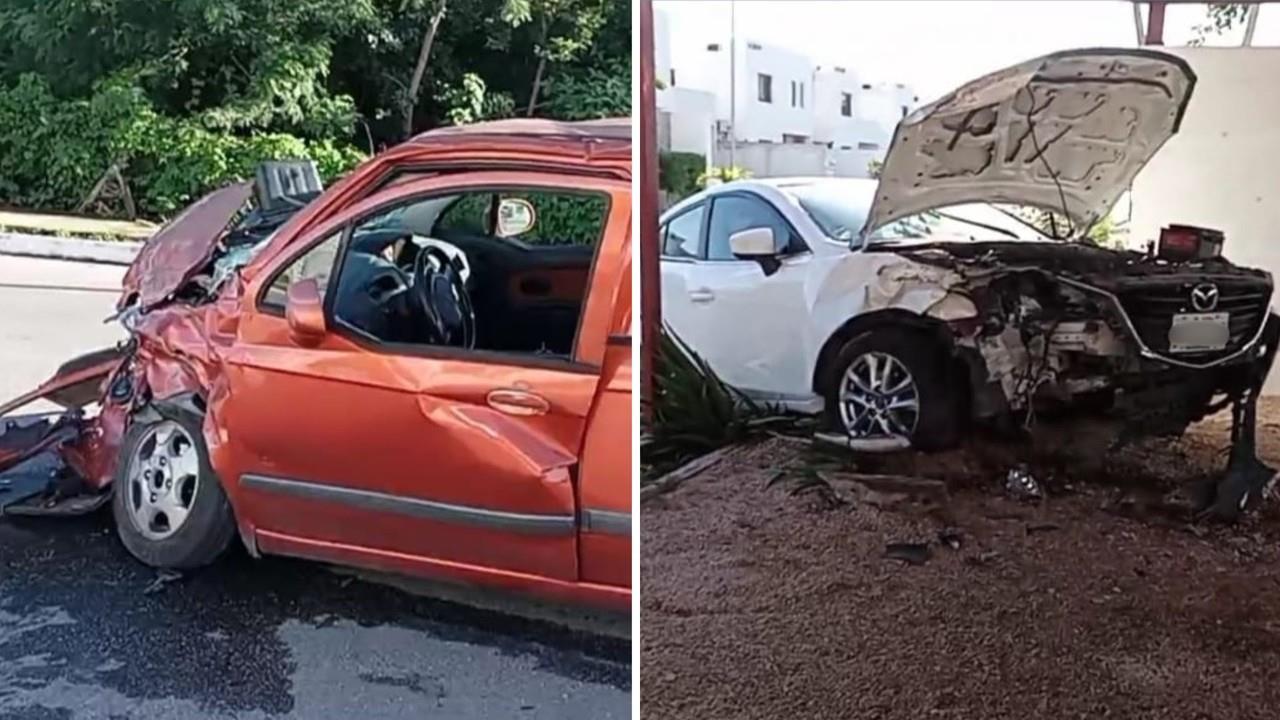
[4,490,111,517]
[937,527,964,550]
[787,473,848,510]
[884,542,932,566]
[965,550,1001,567]
[142,569,184,595]
[1004,464,1043,501]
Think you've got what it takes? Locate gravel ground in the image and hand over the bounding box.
[640,399,1280,720]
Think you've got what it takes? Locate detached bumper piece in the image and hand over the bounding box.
[1198,314,1280,520]
[0,414,111,517]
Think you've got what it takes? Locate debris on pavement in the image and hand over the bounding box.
[142,569,184,595]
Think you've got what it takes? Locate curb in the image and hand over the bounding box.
[0,231,143,266]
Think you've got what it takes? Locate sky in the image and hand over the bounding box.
[654,1,1280,103]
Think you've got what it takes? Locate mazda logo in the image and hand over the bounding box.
[1190,283,1220,312]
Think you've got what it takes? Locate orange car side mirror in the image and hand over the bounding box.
[285,279,326,347]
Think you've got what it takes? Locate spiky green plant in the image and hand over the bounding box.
[642,325,778,476]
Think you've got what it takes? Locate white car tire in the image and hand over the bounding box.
[821,330,961,451]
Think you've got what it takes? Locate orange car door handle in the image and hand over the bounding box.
[486,389,551,416]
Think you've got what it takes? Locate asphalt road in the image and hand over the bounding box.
[0,255,124,406]
[0,255,631,719]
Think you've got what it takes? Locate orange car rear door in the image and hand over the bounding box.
[218,171,629,586]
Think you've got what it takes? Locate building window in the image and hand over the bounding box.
[758,73,773,103]
[857,141,880,151]
[669,69,676,86]
[901,105,909,117]
[747,42,763,50]
[782,134,809,144]
[841,92,852,117]
[790,81,805,108]
[707,43,721,51]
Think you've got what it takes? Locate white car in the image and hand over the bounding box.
[659,48,1280,518]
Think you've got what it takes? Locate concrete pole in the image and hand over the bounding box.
[639,0,661,420]
[729,0,737,170]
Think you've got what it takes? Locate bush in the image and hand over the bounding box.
[659,151,704,200]
[0,74,366,219]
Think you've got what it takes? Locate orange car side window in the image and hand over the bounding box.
[262,232,342,308]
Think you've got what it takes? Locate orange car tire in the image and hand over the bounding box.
[111,407,238,569]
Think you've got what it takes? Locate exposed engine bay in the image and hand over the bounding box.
[869,238,1280,519]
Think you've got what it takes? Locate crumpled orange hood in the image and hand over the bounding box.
[120,181,253,310]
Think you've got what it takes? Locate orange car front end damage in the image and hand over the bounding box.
[0,119,633,610]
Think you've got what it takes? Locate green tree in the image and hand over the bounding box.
[0,0,631,216]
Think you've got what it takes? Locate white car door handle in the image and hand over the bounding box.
[688,288,715,303]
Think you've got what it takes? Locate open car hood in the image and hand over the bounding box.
[120,181,253,310]
[862,48,1196,238]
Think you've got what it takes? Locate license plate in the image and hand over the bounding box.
[1168,312,1229,352]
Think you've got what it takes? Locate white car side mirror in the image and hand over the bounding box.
[728,227,776,258]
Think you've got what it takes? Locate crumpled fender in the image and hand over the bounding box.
[0,350,123,477]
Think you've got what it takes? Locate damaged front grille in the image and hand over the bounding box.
[1115,277,1272,364]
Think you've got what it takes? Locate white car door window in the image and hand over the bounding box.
[662,205,705,259]
[705,195,797,261]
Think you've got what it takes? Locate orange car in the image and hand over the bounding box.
[0,119,632,611]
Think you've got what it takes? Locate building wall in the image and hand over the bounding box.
[655,16,915,178]
[734,41,815,143]
[812,67,893,151]
[1127,47,1280,394]
[713,142,879,179]
[657,87,716,159]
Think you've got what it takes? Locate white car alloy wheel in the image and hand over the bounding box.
[837,351,921,438]
[125,419,201,541]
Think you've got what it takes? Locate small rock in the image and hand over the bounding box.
[937,527,963,550]
[1004,464,1043,501]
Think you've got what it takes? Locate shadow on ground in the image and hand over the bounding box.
[1,457,629,720]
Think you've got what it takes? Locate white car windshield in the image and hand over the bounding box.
[785,182,1049,244]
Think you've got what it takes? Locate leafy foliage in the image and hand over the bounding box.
[1190,3,1249,46]
[697,165,752,188]
[0,0,629,218]
[0,74,365,216]
[659,151,705,199]
[435,190,606,246]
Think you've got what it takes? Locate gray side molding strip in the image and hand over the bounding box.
[240,474,577,536]
[580,508,631,536]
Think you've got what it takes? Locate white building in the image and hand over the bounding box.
[654,7,916,180]
[654,8,716,163]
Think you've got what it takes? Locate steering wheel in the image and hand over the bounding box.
[411,245,476,348]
